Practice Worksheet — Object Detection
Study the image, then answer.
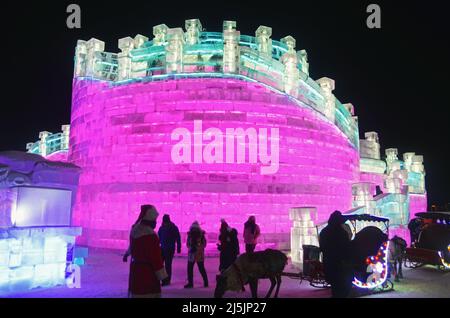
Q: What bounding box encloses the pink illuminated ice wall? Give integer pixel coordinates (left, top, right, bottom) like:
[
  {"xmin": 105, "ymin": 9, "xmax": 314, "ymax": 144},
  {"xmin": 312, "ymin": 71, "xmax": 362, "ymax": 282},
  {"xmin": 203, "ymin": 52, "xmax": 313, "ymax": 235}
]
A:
[{"xmin": 69, "ymin": 78, "xmax": 359, "ymax": 249}]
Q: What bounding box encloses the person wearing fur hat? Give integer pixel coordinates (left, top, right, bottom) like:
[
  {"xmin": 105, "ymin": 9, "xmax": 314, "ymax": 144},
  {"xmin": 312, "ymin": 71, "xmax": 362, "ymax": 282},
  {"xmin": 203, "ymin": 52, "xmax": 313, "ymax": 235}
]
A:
[
  {"xmin": 123, "ymin": 205, "xmax": 168, "ymax": 297},
  {"xmin": 184, "ymin": 221, "xmax": 208, "ymax": 288}
]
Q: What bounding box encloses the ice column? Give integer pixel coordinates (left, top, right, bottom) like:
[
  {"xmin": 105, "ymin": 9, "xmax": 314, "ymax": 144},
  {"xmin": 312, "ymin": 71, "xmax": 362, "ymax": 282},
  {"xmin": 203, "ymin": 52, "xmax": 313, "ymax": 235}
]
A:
[
  {"xmin": 185, "ymin": 19, "xmax": 202, "ymax": 45},
  {"xmin": 411, "ymin": 155, "xmax": 424, "ymax": 174},
  {"xmin": 255, "ymin": 26, "xmax": 272, "ymax": 57},
  {"xmin": 117, "ymin": 37, "xmax": 134, "ymax": 80},
  {"xmin": 360, "ymin": 132, "xmax": 381, "ymax": 159},
  {"xmin": 281, "ymin": 36, "xmax": 299, "ymax": 97},
  {"xmin": 403, "ymin": 152, "xmax": 415, "ymax": 172},
  {"xmin": 289, "ymin": 207, "xmax": 319, "ymax": 268},
  {"xmin": 344, "ymin": 103, "xmax": 355, "ymax": 116},
  {"xmin": 131, "ymin": 34, "xmax": 149, "ymax": 78},
  {"xmin": 407, "ymin": 154, "xmax": 425, "ymax": 193},
  {"xmin": 223, "ymin": 21, "xmax": 240, "ymax": 74},
  {"xmin": 165, "ymin": 28, "xmax": 185, "ymax": 74},
  {"xmin": 352, "ymin": 182, "xmax": 376, "ymax": 214},
  {"xmin": 38, "ymin": 131, "xmax": 51, "ymax": 157},
  {"xmin": 61, "ymin": 125, "xmax": 70, "ymax": 150},
  {"xmin": 385, "ymin": 148, "xmax": 399, "ymax": 174},
  {"xmin": 316, "ymin": 77, "xmax": 336, "ymax": 123},
  {"xmin": 85, "ymin": 38, "xmax": 105, "ymax": 78},
  {"xmin": 297, "ymin": 49, "xmax": 309, "ymax": 76},
  {"xmin": 153, "ymin": 24, "xmax": 169, "ymax": 46},
  {"xmin": 74, "ymin": 40, "xmax": 87, "ymax": 77},
  {"xmin": 385, "ymin": 148, "xmax": 405, "ymax": 193}
]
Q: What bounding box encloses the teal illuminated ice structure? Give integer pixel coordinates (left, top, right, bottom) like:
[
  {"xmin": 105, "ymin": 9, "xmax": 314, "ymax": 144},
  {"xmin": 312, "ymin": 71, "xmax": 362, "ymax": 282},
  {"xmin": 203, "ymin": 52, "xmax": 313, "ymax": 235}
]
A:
[
  {"xmin": 25, "ymin": 20, "xmax": 427, "ymax": 253},
  {"xmin": 0, "ymin": 152, "xmax": 82, "ymax": 293}
]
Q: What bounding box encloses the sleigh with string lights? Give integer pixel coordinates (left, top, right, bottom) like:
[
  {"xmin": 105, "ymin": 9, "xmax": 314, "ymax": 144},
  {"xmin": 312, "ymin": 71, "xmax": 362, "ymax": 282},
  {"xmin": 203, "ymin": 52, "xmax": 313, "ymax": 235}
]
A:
[
  {"xmin": 343, "ymin": 214, "xmax": 394, "ymax": 295},
  {"xmin": 404, "ymin": 212, "xmax": 450, "ymax": 271},
  {"xmin": 284, "ymin": 214, "xmax": 394, "ymax": 293}
]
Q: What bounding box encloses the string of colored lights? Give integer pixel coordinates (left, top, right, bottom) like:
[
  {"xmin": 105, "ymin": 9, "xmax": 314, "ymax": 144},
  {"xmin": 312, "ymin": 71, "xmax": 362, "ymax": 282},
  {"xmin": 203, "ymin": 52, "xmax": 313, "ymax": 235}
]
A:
[
  {"xmin": 437, "ymin": 245, "xmax": 450, "ymax": 269},
  {"xmin": 352, "ymin": 241, "xmax": 390, "ymax": 289}
]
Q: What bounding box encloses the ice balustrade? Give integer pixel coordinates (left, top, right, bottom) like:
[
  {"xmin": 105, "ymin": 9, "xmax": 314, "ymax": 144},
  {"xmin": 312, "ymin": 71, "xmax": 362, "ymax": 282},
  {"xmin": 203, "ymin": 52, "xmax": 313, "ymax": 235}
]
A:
[
  {"xmin": 26, "ymin": 126, "xmax": 70, "ymax": 157},
  {"xmin": 73, "ymin": 22, "xmax": 359, "ymax": 149}
]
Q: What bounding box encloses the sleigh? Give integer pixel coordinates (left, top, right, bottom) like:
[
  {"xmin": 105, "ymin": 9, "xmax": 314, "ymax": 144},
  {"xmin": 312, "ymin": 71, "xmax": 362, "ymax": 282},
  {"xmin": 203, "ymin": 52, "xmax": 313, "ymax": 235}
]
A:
[{"xmin": 405, "ymin": 212, "xmax": 450, "ymax": 271}]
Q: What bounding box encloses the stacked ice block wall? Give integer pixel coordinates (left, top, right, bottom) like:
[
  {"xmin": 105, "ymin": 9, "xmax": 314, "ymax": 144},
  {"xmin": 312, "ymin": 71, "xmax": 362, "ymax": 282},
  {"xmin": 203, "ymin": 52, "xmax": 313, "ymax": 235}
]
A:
[
  {"xmin": 0, "ymin": 152, "xmax": 82, "ymax": 293},
  {"xmin": 0, "ymin": 227, "xmax": 81, "ymax": 293},
  {"xmin": 69, "ymin": 78, "xmax": 359, "ymax": 249}
]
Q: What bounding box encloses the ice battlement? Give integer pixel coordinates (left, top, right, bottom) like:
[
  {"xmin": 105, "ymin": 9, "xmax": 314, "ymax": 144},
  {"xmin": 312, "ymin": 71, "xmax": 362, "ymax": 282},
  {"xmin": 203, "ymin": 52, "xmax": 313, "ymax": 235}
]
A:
[
  {"xmin": 72, "ymin": 19, "xmax": 359, "ymax": 148},
  {"xmin": 358, "ymin": 131, "xmax": 426, "ymax": 196}
]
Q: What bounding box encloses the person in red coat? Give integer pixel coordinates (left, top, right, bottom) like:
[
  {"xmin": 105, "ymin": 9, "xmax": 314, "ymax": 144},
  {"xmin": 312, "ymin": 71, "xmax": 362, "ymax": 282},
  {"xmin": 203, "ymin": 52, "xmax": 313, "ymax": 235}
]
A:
[{"xmin": 123, "ymin": 205, "xmax": 168, "ymax": 298}]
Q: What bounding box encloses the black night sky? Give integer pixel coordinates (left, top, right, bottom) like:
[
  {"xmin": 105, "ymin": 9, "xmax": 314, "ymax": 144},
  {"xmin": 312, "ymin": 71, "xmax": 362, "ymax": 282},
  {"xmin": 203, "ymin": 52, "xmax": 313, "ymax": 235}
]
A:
[{"xmin": 1, "ymin": 1, "xmax": 449, "ymax": 208}]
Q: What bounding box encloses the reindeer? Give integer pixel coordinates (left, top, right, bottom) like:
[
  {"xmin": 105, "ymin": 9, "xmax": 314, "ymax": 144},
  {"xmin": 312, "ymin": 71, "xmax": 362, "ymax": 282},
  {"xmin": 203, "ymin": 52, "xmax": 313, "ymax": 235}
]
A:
[{"xmin": 214, "ymin": 249, "xmax": 288, "ymax": 298}]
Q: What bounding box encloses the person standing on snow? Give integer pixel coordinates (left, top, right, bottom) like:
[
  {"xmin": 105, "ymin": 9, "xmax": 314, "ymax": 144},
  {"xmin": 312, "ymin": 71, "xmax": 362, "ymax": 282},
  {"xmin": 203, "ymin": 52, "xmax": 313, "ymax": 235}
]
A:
[
  {"xmin": 123, "ymin": 205, "xmax": 167, "ymax": 297},
  {"xmin": 158, "ymin": 214, "xmax": 181, "ymax": 286}
]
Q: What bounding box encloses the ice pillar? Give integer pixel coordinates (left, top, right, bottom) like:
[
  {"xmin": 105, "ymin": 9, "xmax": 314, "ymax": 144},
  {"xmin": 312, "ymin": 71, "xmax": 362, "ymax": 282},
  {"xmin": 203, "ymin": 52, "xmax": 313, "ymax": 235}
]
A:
[
  {"xmin": 165, "ymin": 28, "xmax": 185, "ymax": 74},
  {"xmin": 223, "ymin": 21, "xmax": 240, "ymax": 74},
  {"xmin": 74, "ymin": 40, "xmax": 87, "ymax": 77},
  {"xmin": 352, "ymin": 182, "xmax": 377, "ymax": 214},
  {"xmin": 185, "ymin": 19, "xmax": 202, "ymax": 45},
  {"xmin": 289, "ymin": 207, "xmax": 319, "ymax": 268},
  {"xmin": 85, "ymin": 38, "xmax": 105, "ymax": 78},
  {"xmin": 297, "ymin": 49, "xmax": 309, "ymax": 76},
  {"xmin": 316, "ymin": 77, "xmax": 336, "ymax": 123},
  {"xmin": 153, "ymin": 24, "xmax": 169, "ymax": 46},
  {"xmin": 255, "ymin": 26, "xmax": 272, "ymax": 57},
  {"xmin": 117, "ymin": 37, "xmax": 134, "ymax": 80},
  {"xmin": 360, "ymin": 132, "xmax": 381, "ymax": 160},
  {"xmin": 281, "ymin": 36, "xmax": 299, "ymax": 97}
]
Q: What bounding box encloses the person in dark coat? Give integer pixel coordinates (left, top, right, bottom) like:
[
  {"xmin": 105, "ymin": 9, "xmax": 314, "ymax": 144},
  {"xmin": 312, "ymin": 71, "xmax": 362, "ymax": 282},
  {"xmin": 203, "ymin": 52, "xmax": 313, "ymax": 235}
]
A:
[
  {"xmin": 243, "ymin": 216, "xmax": 261, "ymax": 253},
  {"xmin": 158, "ymin": 214, "xmax": 181, "ymax": 286},
  {"xmin": 319, "ymin": 210, "xmax": 353, "ymax": 298},
  {"xmin": 217, "ymin": 219, "xmax": 240, "ymax": 272},
  {"xmin": 184, "ymin": 221, "xmax": 208, "ymax": 288}
]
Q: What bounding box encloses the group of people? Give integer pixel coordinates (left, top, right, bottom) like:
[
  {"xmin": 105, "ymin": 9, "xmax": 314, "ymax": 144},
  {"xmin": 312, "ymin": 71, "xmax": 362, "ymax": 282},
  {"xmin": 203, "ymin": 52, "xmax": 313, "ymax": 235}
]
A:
[{"xmin": 123, "ymin": 204, "xmax": 261, "ymax": 298}]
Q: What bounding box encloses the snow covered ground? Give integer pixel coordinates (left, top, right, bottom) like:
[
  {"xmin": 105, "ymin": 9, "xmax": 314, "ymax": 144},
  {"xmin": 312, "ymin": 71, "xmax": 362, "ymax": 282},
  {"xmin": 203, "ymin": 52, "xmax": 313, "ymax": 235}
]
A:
[{"xmin": 1, "ymin": 248, "xmax": 449, "ymax": 298}]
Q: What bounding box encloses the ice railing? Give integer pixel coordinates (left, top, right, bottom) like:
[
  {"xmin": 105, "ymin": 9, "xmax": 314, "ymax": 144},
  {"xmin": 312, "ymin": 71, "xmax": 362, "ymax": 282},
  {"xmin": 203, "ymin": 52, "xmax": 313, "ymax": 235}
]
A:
[
  {"xmin": 73, "ymin": 20, "xmax": 359, "ymax": 149},
  {"xmin": 26, "ymin": 125, "xmax": 70, "ymax": 157}
]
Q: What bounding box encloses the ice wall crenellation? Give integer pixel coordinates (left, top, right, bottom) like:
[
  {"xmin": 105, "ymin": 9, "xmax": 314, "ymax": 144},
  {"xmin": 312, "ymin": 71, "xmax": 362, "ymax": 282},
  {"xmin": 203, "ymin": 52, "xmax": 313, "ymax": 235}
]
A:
[
  {"xmin": 356, "ymin": 131, "xmax": 427, "ymax": 239},
  {"xmin": 72, "ymin": 19, "xmax": 359, "ymax": 150}
]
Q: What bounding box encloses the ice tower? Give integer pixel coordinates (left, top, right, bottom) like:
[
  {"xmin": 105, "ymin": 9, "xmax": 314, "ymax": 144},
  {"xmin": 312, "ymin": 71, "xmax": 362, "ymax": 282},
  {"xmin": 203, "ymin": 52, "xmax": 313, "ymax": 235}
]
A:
[{"xmin": 26, "ymin": 20, "xmax": 427, "ymax": 249}]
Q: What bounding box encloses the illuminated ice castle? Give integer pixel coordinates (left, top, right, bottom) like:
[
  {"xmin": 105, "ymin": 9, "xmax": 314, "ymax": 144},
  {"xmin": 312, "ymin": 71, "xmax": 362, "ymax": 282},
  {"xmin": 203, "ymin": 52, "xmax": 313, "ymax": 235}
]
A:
[{"xmin": 26, "ymin": 19, "xmax": 427, "ymax": 250}]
